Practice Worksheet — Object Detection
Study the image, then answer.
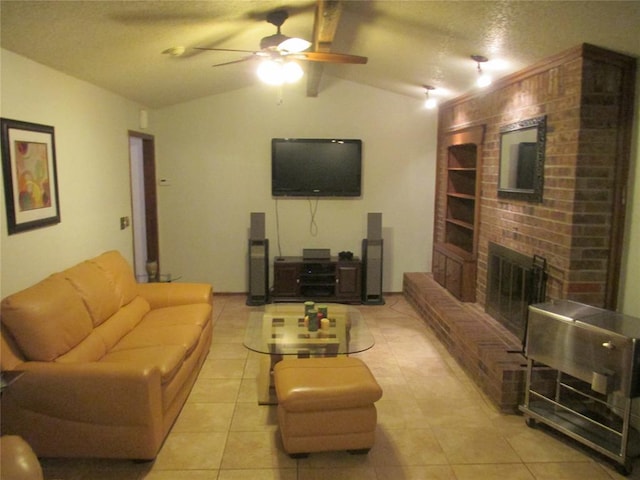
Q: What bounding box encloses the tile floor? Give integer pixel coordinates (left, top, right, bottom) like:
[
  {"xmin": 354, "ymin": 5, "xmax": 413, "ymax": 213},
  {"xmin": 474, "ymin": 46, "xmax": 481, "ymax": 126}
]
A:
[{"xmin": 39, "ymin": 294, "xmax": 635, "ymax": 479}]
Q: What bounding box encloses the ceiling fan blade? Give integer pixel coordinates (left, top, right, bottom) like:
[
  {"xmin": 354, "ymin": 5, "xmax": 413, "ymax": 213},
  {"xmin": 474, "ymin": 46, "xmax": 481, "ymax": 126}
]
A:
[
  {"xmin": 195, "ymin": 47, "xmax": 259, "ymax": 54},
  {"xmin": 211, "ymin": 56, "xmax": 255, "ymax": 68},
  {"xmin": 300, "ymin": 51, "xmax": 368, "ymax": 64},
  {"xmin": 196, "ymin": 46, "xmax": 273, "ymax": 60}
]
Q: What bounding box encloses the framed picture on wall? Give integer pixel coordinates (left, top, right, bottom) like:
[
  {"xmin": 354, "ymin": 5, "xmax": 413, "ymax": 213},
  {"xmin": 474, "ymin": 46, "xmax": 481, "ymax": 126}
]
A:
[{"xmin": 1, "ymin": 118, "xmax": 61, "ymax": 234}]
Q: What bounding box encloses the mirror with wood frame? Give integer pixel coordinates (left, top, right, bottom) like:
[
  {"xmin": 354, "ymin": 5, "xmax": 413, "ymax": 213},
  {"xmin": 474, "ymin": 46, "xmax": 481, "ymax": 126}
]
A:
[{"xmin": 498, "ymin": 116, "xmax": 546, "ymax": 202}]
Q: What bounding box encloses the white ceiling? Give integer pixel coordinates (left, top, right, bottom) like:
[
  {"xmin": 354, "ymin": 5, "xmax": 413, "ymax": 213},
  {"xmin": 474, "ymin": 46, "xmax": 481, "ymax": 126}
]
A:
[{"xmin": 1, "ymin": 1, "xmax": 638, "ymax": 109}]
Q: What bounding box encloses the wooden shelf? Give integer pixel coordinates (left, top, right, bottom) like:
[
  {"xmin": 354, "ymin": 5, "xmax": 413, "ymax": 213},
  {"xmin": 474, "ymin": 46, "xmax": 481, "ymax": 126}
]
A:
[
  {"xmin": 445, "ymin": 218, "xmax": 474, "ymax": 231},
  {"xmin": 444, "ymin": 143, "xmax": 478, "ymax": 254},
  {"xmin": 447, "ymin": 192, "xmax": 475, "ymax": 200},
  {"xmin": 433, "ymin": 126, "xmax": 484, "ymax": 302},
  {"xmin": 437, "ymin": 242, "xmax": 474, "ymax": 261}
]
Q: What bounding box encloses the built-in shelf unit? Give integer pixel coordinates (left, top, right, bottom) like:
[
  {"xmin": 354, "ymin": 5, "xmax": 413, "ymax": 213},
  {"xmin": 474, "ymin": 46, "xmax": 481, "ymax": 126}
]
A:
[{"xmin": 433, "ymin": 125, "xmax": 484, "ymax": 302}]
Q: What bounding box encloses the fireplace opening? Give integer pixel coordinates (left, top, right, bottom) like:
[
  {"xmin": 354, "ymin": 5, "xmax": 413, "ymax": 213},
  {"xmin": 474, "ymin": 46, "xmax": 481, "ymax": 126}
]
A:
[{"xmin": 486, "ymin": 242, "xmax": 547, "ymax": 344}]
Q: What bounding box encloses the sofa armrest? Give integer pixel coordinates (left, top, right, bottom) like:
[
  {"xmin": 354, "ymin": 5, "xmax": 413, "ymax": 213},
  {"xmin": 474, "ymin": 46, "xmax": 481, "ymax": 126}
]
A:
[
  {"xmin": 137, "ymin": 282, "xmax": 213, "ymax": 309},
  {"xmin": 2, "ymin": 362, "xmax": 163, "ymax": 427}
]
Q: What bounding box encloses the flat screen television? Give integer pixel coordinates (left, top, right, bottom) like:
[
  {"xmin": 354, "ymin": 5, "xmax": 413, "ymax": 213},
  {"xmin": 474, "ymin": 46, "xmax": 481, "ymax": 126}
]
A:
[{"xmin": 271, "ymin": 138, "xmax": 362, "ymax": 197}]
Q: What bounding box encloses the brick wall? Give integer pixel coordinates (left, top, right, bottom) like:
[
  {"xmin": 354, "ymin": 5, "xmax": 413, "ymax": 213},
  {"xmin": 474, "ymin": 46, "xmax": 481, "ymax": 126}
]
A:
[{"xmin": 435, "ymin": 44, "xmax": 636, "ymax": 309}]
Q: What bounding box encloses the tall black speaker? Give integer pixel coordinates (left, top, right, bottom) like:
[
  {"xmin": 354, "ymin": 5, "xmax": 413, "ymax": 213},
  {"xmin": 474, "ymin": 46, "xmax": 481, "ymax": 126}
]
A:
[
  {"xmin": 362, "ymin": 213, "xmax": 384, "ymax": 305},
  {"xmin": 247, "ymin": 212, "xmax": 269, "ymax": 305}
]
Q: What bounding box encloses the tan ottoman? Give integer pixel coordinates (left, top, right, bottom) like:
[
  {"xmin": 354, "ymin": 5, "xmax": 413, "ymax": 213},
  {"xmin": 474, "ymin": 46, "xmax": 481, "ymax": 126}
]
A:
[{"xmin": 273, "ymin": 357, "xmax": 382, "ymax": 457}]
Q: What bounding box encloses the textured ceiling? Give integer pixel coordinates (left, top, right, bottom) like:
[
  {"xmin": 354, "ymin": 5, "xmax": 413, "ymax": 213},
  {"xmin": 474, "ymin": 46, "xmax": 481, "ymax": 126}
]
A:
[{"xmin": 1, "ymin": 0, "xmax": 638, "ymax": 108}]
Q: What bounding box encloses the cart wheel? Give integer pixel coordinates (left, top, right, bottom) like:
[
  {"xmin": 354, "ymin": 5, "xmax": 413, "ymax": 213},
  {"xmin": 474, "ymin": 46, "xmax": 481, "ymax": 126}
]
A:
[
  {"xmin": 525, "ymin": 417, "xmax": 537, "ymax": 428},
  {"xmin": 615, "ymin": 462, "xmax": 632, "ymax": 476}
]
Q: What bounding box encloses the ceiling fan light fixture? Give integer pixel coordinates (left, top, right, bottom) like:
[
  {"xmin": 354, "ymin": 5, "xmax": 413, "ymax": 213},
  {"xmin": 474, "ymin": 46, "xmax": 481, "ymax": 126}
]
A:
[
  {"xmin": 257, "ymin": 59, "xmax": 303, "ymax": 85},
  {"xmin": 278, "ymin": 37, "xmax": 311, "ymax": 53},
  {"xmin": 257, "ymin": 59, "xmax": 283, "ymax": 85},
  {"xmin": 282, "ymin": 61, "xmax": 304, "ymax": 83},
  {"xmin": 260, "ymin": 33, "xmax": 288, "ymax": 50}
]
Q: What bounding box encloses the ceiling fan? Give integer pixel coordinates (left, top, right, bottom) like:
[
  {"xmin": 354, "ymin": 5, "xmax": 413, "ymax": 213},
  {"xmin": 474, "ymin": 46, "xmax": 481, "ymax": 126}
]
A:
[{"xmin": 195, "ymin": 9, "xmax": 368, "ymax": 68}]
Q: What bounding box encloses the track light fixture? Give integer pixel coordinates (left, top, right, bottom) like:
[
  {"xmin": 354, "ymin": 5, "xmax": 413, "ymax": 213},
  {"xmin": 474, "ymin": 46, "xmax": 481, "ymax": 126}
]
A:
[
  {"xmin": 423, "ymin": 85, "xmax": 436, "ymax": 109},
  {"xmin": 471, "ymin": 54, "xmax": 492, "ymax": 87}
]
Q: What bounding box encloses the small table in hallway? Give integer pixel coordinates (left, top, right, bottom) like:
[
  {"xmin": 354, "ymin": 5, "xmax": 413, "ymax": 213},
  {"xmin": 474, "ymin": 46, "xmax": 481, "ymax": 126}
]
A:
[{"xmin": 243, "ymin": 303, "xmax": 375, "ymax": 404}]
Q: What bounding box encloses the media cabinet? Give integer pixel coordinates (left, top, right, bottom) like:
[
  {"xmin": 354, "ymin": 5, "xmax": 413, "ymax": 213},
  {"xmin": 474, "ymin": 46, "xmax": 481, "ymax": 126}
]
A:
[{"xmin": 271, "ymin": 256, "xmax": 362, "ymax": 303}]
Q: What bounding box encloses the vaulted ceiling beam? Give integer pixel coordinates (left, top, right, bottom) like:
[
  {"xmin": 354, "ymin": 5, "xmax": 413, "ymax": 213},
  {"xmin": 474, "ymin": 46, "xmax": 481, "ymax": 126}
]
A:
[{"xmin": 306, "ymin": 0, "xmax": 343, "ymax": 97}]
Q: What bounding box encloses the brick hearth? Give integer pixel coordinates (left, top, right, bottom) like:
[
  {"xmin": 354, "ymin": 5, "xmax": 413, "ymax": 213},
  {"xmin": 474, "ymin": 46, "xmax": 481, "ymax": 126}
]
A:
[{"xmin": 403, "ymin": 272, "xmax": 526, "ymax": 412}]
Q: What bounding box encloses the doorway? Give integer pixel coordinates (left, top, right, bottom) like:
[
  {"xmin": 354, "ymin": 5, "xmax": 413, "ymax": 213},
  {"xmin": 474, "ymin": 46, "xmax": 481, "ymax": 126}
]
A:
[{"xmin": 129, "ymin": 131, "xmax": 159, "ymax": 279}]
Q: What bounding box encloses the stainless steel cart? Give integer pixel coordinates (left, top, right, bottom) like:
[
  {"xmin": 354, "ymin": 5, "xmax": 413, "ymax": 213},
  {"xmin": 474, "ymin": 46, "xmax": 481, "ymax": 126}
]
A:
[{"xmin": 520, "ymin": 300, "xmax": 640, "ymax": 475}]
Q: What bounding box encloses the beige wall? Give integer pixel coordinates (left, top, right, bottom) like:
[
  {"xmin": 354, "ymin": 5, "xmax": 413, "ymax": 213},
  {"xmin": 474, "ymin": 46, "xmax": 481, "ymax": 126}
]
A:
[
  {"xmin": 151, "ymin": 79, "xmax": 437, "ymax": 293},
  {"xmin": 1, "ymin": 47, "xmax": 638, "ymax": 317},
  {"xmin": 619, "ymin": 70, "xmax": 640, "ymax": 316},
  {"xmin": 0, "ymin": 49, "xmax": 143, "ymax": 296}
]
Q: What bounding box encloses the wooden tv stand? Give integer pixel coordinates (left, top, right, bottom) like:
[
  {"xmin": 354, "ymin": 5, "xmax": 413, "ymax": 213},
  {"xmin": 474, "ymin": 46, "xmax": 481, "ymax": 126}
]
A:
[{"xmin": 271, "ymin": 256, "xmax": 362, "ymax": 303}]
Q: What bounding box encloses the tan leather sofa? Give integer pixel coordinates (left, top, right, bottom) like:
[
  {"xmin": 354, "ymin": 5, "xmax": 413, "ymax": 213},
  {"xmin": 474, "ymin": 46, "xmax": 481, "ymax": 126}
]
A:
[{"xmin": 0, "ymin": 251, "xmax": 213, "ymax": 460}]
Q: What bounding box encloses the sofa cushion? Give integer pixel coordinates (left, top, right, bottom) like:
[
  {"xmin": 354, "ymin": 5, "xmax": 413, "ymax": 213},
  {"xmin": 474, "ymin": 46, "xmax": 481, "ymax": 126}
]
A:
[
  {"xmin": 112, "ymin": 324, "xmax": 202, "ymax": 357},
  {"xmin": 90, "ymin": 251, "xmax": 138, "ymax": 307},
  {"xmin": 100, "ymin": 345, "xmax": 185, "ymax": 384},
  {"xmin": 0, "ymin": 274, "xmax": 93, "ymax": 361},
  {"xmin": 55, "ymin": 330, "xmax": 107, "ymax": 363},
  {"xmin": 138, "ymin": 304, "xmax": 212, "ymax": 329},
  {"xmin": 63, "ymin": 261, "xmax": 120, "ymax": 327},
  {"xmin": 93, "ymin": 296, "xmax": 150, "ymax": 351}
]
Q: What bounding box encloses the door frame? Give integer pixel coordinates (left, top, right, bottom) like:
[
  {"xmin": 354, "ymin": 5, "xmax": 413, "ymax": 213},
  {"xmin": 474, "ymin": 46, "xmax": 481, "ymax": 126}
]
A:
[{"xmin": 128, "ymin": 130, "xmax": 159, "ymax": 272}]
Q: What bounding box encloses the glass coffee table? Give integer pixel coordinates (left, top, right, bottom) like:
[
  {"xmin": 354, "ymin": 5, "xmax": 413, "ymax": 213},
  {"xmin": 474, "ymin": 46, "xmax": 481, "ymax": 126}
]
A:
[{"xmin": 244, "ymin": 303, "xmax": 375, "ymax": 404}]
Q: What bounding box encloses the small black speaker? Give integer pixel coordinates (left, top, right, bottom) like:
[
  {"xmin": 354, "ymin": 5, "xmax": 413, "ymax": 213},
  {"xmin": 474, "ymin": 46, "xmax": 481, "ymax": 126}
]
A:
[
  {"xmin": 362, "ymin": 213, "xmax": 384, "ymax": 305},
  {"xmin": 362, "ymin": 239, "xmax": 384, "ymax": 305},
  {"xmin": 247, "ymin": 212, "xmax": 268, "ymax": 305},
  {"xmin": 250, "ymin": 212, "xmax": 265, "ymax": 241},
  {"xmin": 367, "ymin": 212, "xmax": 382, "ymax": 241}
]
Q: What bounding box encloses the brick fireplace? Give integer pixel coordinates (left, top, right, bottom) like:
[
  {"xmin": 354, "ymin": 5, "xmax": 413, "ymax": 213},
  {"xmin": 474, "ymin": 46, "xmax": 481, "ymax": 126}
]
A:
[
  {"xmin": 440, "ymin": 44, "xmax": 635, "ymax": 309},
  {"xmin": 405, "ymin": 44, "xmax": 636, "ymax": 411}
]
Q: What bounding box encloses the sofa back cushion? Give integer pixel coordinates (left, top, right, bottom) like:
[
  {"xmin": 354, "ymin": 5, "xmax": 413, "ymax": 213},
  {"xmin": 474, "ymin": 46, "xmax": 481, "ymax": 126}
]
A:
[
  {"xmin": 94, "ymin": 296, "xmax": 150, "ymax": 351},
  {"xmin": 63, "ymin": 261, "xmax": 121, "ymax": 327},
  {"xmin": 55, "ymin": 330, "xmax": 107, "ymax": 363},
  {"xmin": 0, "ymin": 274, "xmax": 93, "ymax": 361},
  {"xmin": 90, "ymin": 251, "xmax": 138, "ymax": 307}
]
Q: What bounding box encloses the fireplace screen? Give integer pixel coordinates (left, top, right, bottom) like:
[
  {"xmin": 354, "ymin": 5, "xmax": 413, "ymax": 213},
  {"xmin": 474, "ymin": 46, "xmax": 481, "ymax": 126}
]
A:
[{"xmin": 486, "ymin": 243, "xmax": 547, "ymax": 343}]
